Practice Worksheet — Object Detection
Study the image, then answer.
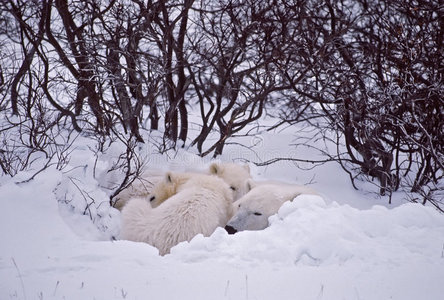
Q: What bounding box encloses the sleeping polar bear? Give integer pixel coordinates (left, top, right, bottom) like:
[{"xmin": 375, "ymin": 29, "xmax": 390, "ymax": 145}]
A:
[
  {"xmin": 120, "ymin": 173, "xmax": 234, "ymax": 255},
  {"xmin": 225, "ymin": 181, "xmax": 319, "ymax": 234}
]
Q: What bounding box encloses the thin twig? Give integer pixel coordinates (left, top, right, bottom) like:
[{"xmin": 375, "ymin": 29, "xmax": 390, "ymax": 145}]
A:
[
  {"xmin": 15, "ymin": 155, "xmax": 55, "ymax": 185},
  {"xmin": 12, "ymin": 257, "xmax": 27, "ymax": 300},
  {"xmin": 252, "ymin": 156, "xmax": 336, "ymax": 167}
]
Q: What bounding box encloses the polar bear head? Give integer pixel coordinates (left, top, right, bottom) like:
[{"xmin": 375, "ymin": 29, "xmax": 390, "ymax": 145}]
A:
[
  {"xmin": 147, "ymin": 172, "xmax": 195, "ymax": 208},
  {"xmin": 209, "ymin": 162, "xmax": 251, "ymax": 201},
  {"xmin": 225, "ymin": 182, "xmax": 319, "ymax": 233},
  {"xmin": 224, "ymin": 186, "xmax": 282, "ymax": 233}
]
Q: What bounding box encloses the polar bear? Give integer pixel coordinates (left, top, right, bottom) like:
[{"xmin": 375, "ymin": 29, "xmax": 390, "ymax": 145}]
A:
[
  {"xmin": 224, "ymin": 181, "xmax": 319, "ymax": 234},
  {"xmin": 120, "ymin": 173, "xmax": 234, "ymax": 255},
  {"xmin": 146, "ymin": 172, "xmax": 200, "ymax": 208}
]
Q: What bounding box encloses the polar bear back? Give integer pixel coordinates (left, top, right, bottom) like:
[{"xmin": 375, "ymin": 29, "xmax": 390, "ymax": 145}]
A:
[{"xmin": 120, "ymin": 174, "xmax": 234, "ymax": 255}]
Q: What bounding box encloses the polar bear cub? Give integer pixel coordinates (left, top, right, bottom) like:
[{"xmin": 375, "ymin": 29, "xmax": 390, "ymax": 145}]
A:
[
  {"xmin": 120, "ymin": 173, "xmax": 234, "ymax": 255},
  {"xmin": 147, "ymin": 172, "xmax": 196, "ymax": 208},
  {"xmin": 225, "ymin": 181, "xmax": 319, "ymax": 233}
]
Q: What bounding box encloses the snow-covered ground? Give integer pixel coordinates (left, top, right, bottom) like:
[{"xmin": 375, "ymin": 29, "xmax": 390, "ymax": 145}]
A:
[{"xmin": 1, "ymin": 123, "xmax": 444, "ymax": 300}]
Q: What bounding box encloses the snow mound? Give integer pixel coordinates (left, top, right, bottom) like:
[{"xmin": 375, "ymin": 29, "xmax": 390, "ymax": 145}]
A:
[
  {"xmin": 171, "ymin": 195, "xmax": 444, "ymax": 267},
  {"xmin": 1, "ymin": 166, "xmax": 444, "ymax": 299}
]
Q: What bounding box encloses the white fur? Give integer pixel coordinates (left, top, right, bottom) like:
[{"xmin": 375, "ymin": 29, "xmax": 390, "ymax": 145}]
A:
[
  {"xmin": 120, "ymin": 174, "xmax": 234, "ymax": 255},
  {"xmin": 148, "ymin": 172, "xmax": 197, "ymax": 208},
  {"xmin": 226, "ymin": 182, "xmax": 319, "ymax": 232},
  {"xmin": 209, "ymin": 162, "xmax": 251, "ymax": 201},
  {"xmin": 115, "ymin": 162, "xmax": 250, "ymax": 209}
]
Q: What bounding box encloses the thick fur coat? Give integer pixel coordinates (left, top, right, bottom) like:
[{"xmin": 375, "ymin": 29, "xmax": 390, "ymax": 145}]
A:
[{"xmin": 120, "ymin": 174, "xmax": 234, "ymax": 255}]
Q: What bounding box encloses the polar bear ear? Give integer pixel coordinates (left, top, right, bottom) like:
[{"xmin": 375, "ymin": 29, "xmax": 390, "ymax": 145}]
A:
[
  {"xmin": 209, "ymin": 163, "xmax": 219, "ymax": 174},
  {"xmin": 243, "ymin": 164, "xmax": 250, "ymax": 173}
]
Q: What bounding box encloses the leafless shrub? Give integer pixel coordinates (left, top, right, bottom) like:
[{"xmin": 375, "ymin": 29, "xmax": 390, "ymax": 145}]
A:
[{"xmin": 1, "ymin": 0, "xmax": 442, "ymax": 209}]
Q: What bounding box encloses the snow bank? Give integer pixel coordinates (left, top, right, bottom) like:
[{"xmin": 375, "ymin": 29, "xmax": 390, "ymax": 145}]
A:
[
  {"xmin": 172, "ymin": 195, "xmax": 444, "ymax": 268},
  {"xmin": 1, "ymin": 125, "xmax": 444, "ymax": 299},
  {"xmin": 1, "ymin": 170, "xmax": 444, "ymax": 299}
]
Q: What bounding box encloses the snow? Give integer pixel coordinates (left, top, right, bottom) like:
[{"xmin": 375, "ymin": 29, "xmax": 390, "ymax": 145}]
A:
[{"xmin": 1, "ymin": 128, "xmax": 444, "ymax": 300}]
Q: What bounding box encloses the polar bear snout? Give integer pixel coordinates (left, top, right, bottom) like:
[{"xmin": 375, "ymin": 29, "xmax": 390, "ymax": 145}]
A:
[{"xmin": 225, "ymin": 225, "xmax": 237, "ymax": 235}]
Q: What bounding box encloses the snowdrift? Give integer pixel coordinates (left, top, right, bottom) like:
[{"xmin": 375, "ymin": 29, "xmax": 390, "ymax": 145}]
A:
[{"xmin": 1, "ymin": 165, "xmax": 444, "ymax": 299}]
